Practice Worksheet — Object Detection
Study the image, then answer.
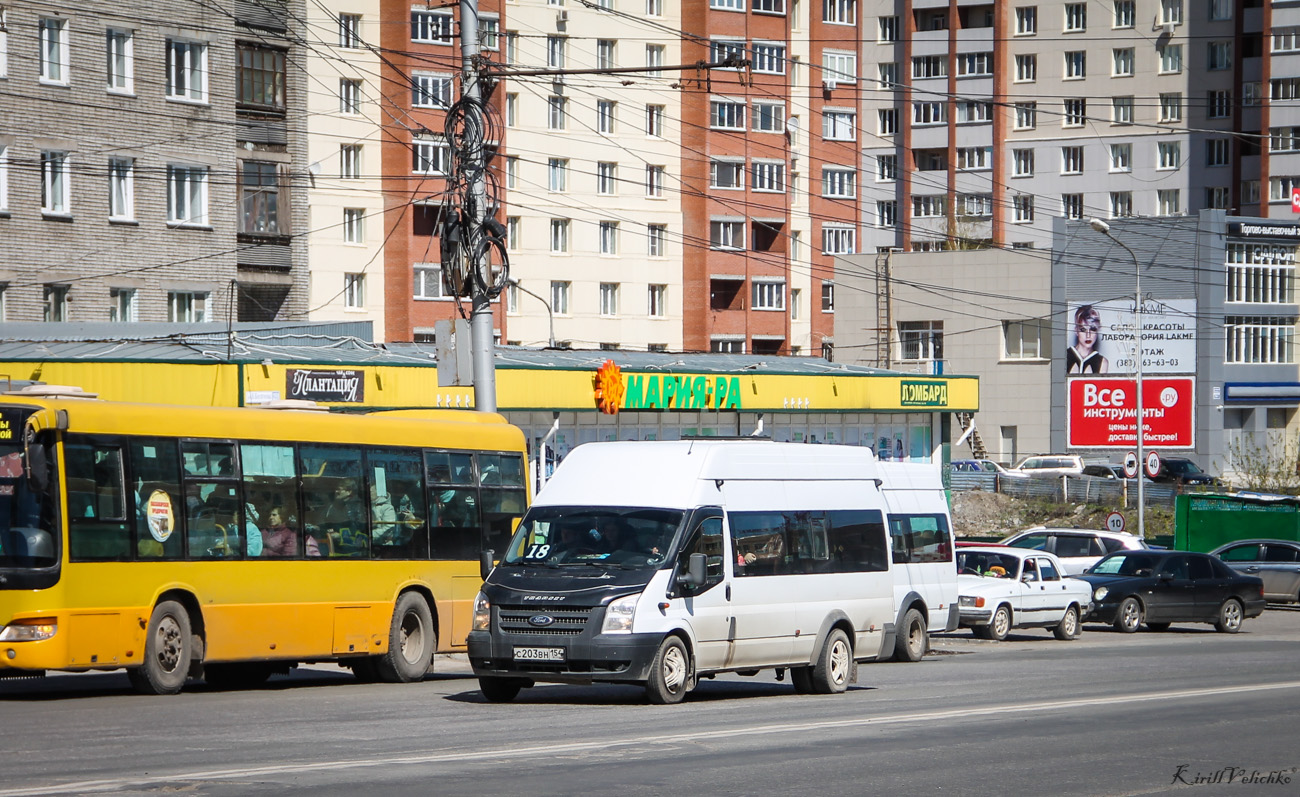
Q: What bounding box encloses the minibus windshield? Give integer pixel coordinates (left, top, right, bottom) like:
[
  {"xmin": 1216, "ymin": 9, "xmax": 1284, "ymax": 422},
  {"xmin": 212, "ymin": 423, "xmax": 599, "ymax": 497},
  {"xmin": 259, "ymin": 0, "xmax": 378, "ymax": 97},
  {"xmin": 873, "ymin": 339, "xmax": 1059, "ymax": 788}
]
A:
[{"xmin": 501, "ymin": 507, "xmax": 684, "ymax": 570}]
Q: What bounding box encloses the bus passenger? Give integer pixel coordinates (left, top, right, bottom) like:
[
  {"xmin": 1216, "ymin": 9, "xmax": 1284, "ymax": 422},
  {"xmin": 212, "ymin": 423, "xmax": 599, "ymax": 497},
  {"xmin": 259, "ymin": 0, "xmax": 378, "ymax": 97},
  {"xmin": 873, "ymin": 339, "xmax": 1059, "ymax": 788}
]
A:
[
  {"xmin": 261, "ymin": 506, "xmax": 297, "ymax": 557},
  {"xmin": 370, "ymin": 484, "xmax": 398, "ymax": 545}
]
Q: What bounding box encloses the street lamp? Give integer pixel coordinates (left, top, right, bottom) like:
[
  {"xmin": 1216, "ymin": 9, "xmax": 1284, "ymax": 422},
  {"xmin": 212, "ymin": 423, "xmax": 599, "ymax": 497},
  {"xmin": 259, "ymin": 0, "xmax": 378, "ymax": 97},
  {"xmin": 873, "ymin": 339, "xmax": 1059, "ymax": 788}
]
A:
[
  {"xmin": 1089, "ymin": 218, "xmax": 1145, "ymax": 540},
  {"xmin": 506, "ymin": 279, "xmax": 557, "ymax": 349}
]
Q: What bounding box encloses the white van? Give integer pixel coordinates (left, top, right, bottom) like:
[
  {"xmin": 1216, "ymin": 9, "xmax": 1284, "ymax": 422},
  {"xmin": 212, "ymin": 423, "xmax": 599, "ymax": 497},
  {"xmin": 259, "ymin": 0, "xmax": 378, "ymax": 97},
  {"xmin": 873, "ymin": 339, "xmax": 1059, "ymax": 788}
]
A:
[
  {"xmin": 468, "ymin": 440, "xmax": 920, "ymax": 704},
  {"xmin": 878, "ymin": 463, "xmax": 959, "ymax": 662}
]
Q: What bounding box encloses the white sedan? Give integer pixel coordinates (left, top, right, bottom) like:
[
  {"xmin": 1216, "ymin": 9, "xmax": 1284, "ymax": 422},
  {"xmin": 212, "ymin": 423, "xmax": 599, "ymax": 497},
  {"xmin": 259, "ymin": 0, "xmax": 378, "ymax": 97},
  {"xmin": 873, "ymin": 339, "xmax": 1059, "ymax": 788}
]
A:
[{"xmin": 956, "ymin": 547, "xmax": 1094, "ymax": 641}]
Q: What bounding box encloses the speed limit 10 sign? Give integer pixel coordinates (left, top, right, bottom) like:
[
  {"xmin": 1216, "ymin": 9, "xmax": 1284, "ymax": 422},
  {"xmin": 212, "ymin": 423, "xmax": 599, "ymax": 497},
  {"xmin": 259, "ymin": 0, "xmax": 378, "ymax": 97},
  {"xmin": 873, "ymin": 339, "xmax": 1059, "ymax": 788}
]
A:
[{"xmin": 1106, "ymin": 512, "xmax": 1126, "ymax": 533}]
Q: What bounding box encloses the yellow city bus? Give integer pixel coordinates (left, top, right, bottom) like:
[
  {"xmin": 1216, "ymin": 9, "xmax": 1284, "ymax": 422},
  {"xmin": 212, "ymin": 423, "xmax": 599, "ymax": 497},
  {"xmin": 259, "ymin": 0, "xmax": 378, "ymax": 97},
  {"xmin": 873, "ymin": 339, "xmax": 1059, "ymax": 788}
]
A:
[{"xmin": 0, "ymin": 386, "xmax": 528, "ymax": 694}]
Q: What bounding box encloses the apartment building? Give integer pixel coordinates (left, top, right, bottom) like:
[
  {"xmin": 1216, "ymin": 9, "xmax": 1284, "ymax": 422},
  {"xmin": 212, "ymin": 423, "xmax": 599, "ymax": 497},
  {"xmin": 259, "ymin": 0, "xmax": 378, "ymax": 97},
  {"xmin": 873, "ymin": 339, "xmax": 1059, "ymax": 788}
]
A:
[{"xmin": 0, "ymin": 1, "xmax": 308, "ymax": 323}]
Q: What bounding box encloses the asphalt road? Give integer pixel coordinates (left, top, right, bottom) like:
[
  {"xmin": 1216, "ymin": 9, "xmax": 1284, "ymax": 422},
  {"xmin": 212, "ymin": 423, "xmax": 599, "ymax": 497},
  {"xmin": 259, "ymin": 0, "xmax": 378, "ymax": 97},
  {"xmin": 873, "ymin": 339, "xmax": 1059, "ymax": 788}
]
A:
[{"xmin": 2, "ymin": 609, "xmax": 1299, "ymax": 797}]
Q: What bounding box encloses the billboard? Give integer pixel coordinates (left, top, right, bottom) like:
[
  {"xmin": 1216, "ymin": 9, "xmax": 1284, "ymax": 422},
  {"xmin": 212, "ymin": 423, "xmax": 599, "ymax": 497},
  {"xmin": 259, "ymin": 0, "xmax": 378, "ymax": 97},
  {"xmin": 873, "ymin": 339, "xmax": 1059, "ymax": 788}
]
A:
[
  {"xmin": 1067, "ymin": 376, "xmax": 1195, "ymax": 449},
  {"xmin": 1065, "ymin": 299, "xmax": 1196, "ymax": 375}
]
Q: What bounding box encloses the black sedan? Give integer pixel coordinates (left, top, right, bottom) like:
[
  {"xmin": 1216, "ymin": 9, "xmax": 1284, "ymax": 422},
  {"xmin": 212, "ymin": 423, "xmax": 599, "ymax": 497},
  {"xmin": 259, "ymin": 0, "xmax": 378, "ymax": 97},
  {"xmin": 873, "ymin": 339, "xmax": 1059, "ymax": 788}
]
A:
[{"xmin": 1076, "ymin": 551, "xmax": 1265, "ymax": 633}]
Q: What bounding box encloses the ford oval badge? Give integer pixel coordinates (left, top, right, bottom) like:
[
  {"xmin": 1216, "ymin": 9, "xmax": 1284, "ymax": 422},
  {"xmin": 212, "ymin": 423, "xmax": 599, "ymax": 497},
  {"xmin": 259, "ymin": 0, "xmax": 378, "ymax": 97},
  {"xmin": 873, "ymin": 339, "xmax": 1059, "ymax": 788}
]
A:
[{"xmin": 528, "ymin": 614, "xmax": 556, "ymax": 627}]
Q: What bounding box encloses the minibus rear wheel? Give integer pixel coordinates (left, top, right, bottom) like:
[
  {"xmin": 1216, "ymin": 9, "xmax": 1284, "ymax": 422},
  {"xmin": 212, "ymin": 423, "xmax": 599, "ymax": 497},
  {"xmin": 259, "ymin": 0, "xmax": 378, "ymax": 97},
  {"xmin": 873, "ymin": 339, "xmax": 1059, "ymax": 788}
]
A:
[
  {"xmin": 895, "ymin": 608, "xmax": 928, "ymax": 662},
  {"xmin": 645, "ymin": 636, "xmax": 690, "ymax": 704}
]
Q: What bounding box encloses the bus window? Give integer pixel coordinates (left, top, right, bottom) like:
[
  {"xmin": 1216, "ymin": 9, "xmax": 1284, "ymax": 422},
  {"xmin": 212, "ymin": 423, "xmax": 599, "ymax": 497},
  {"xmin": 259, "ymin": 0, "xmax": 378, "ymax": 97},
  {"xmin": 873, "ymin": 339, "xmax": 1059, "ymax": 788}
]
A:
[
  {"xmin": 242, "ymin": 443, "xmax": 300, "ymax": 558},
  {"xmin": 66, "ymin": 441, "xmax": 130, "ymax": 560},
  {"xmin": 890, "ymin": 514, "xmax": 953, "ymax": 564},
  {"xmin": 181, "ymin": 441, "xmax": 235, "ymax": 478},
  {"xmin": 128, "ymin": 439, "xmax": 183, "ymax": 559},
  {"xmin": 427, "ymin": 450, "xmax": 479, "ymax": 560},
  {"xmin": 479, "ymin": 453, "xmax": 527, "ymax": 559},
  {"xmin": 300, "ymin": 446, "xmax": 368, "ymax": 558},
  {"xmin": 367, "ymin": 449, "xmax": 427, "ymax": 559},
  {"xmin": 185, "ymin": 482, "xmax": 243, "ymax": 559}
]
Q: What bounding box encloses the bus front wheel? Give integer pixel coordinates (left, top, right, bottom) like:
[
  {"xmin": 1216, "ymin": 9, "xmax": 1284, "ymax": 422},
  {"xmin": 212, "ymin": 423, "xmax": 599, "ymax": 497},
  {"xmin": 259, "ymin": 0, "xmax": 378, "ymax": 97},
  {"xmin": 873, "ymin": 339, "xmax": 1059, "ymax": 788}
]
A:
[
  {"xmin": 128, "ymin": 600, "xmax": 193, "ymax": 696},
  {"xmin": 375, "ymin": 593, "xmax": 436, "ymax": 683}
]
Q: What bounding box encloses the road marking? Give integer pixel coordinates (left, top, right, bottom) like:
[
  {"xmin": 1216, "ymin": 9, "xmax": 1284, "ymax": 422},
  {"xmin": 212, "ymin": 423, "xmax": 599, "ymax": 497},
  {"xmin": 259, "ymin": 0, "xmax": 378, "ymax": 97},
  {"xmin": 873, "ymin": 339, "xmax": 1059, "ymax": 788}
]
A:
[{"xmin": 6, "ymin": 680, "xmax": 1300, "ymax": 795}]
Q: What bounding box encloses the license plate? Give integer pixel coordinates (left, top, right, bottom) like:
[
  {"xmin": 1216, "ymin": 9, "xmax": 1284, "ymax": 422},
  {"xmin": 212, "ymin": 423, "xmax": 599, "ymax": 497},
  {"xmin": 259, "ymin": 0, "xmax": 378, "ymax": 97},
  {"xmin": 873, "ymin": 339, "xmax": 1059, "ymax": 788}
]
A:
[{"xmin": 513, "ymin": 646, "xmax": 565, "ymax": 662}]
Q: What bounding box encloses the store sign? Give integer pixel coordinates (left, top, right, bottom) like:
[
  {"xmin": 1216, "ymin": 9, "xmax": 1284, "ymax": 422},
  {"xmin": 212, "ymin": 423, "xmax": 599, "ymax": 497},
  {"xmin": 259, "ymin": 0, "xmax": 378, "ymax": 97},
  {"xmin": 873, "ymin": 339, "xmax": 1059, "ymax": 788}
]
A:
[
  {"xmin": 900, "ymin": 380, "xmax": 948, "ymax": 407},
  {"xmin": 1066, "ymin": 299, "xmax": 1196, "ymax": 375},
  {"xmin": 623, "ymin": 373, "xmax": 743, "ymax": 410},
  {"xmin": 1067, "ymin": 377, "xmax": 1194, "ymax": 448},
  {"xmin": 1228, "ymin": 221, "xmax": 1300, "ymax": 240},
  {"xmin": 285, "ymin": 369, "xmax": 365, "ymax": 403},
  {"xmin": 593, "ymin": 360, "xmax": 624, "ymax": 415}
]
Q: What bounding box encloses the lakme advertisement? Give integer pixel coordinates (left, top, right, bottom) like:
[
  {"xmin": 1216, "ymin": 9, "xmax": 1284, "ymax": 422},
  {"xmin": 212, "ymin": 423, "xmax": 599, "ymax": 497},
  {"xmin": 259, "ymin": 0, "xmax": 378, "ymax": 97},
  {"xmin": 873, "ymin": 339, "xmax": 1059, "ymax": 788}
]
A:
[{"xmin": 1065, "ymin": 299, "xmax": 1196, "ymax": 376}]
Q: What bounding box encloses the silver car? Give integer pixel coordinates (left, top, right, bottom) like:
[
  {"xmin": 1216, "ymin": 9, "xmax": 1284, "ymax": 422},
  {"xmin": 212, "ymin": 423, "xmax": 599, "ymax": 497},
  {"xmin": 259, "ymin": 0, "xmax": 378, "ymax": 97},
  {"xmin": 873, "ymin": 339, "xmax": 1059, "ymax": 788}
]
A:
[
  {"xmin": 999, "ymin": 527, "xmax": 1150, "ymax": 575},
  {"xmin": 1211, "ymin": 539, "xmax": 1300, "ymax": 604}
]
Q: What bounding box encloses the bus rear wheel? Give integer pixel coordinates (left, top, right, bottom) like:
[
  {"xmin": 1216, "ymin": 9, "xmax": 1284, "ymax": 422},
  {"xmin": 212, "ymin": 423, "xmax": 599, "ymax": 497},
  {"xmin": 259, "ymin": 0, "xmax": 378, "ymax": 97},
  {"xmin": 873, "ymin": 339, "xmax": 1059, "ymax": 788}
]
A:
[
  {"xmin": 375, "ymin": 593, "xmax": 436, "ymax": 683},
  {"xmin": 128, "ymin": 600, "xmax": 193, "ymax": 696}
]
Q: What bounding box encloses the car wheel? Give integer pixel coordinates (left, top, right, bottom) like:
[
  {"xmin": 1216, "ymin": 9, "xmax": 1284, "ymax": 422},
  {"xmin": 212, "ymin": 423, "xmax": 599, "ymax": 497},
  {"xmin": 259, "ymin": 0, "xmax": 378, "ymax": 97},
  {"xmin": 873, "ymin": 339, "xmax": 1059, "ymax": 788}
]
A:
[
  {"xmin": 1053, "ymin": 605, "xmax": 1081, "ymax": 640},
  {"xmin": 894, "ymin": 608, "xmax": 928, "ymax": 662},
  {"xmin": 811, "ymin": 628, "xmax": 852, "ymax": 694},
  {"xmin": 971, "ymin": 625, "xmax": 993, "ymax": 640},
  {"xmin": 645, "ymin": 636, "xmax": 691, "ymax": 704},
  {"xmin": 988, "ymin": 605, "xmax": 1012, "ymax": 642},
  {"xmin": 790, "ymin": 666, "xmax": 814, "ymax": 694},
  {"xmin": 479, "ymin": 676, "xmax": 527, "ymax": 703},
  {"xmin": 1114, "ymin": 597, "xmax": 1143, "ymax": 633},
  {"xmin": 1146, "ymin": 622, "xmax": 1171, "ymax": 632},
  {"xmin": 1215, "ymin": 598, "xmax": 1244, "ymax": 634}
]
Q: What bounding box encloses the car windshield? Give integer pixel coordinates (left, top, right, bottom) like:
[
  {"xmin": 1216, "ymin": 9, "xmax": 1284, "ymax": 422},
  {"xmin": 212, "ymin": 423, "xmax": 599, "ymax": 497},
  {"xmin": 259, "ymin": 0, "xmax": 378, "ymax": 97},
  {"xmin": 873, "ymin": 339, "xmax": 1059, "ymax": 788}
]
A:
[
  {"xmin": 1167, "ymin": 460, "xmax": 1201, "ymax": 475},
  {"xmin": 1088, "ymin": 552, "xmax": 1160, "ymax": 576},
  {"xmin": 957, "ymin": 551, "xmax": 1021, "ymax": 578},
  {"xmin": 500, "ymin": 506, "xmax": 685, "ymax": 569}
]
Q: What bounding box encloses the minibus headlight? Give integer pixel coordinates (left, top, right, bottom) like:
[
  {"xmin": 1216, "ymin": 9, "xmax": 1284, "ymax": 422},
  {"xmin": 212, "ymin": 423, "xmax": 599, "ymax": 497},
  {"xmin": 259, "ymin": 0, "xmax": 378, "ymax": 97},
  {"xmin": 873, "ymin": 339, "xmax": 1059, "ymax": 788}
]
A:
[
  {"xmin": 601, "ymin": 594, "xmax": 638, "ymax": 635},
  {"xmin": 472, "ymin": 592, "xmax": 491, "ymax": 632},
  {"xmin": 0, "ymin": 620, "xmax": 57, "ymax": 642},
  {"xmin": 1093, "ymin": 586, "xmax": 1109, "ymax": 602}
]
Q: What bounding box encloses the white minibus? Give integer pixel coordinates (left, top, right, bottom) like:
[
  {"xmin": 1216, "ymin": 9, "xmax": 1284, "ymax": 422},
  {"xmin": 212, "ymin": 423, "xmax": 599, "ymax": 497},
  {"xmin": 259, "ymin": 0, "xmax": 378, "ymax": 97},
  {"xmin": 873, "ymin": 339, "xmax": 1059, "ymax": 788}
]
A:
[{"xmin": 468, "ymin": 439, "xmax": 941, "ymax": 704}]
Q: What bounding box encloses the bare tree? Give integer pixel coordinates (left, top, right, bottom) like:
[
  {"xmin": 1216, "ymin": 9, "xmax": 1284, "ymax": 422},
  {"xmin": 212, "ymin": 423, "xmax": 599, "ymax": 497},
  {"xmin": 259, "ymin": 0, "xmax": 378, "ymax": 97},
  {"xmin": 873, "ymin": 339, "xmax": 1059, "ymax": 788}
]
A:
[{"xmin": 1217, "ymin": 432, "xmax": 1300, "ymax": 494}]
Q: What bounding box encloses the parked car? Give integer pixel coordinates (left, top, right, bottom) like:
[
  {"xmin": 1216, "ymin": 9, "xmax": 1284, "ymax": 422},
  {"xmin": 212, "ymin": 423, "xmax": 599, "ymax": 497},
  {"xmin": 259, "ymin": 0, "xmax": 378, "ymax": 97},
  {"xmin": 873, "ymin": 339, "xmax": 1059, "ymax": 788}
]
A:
[
  {"xmin": 952, "ymin": 459, "xmax": 1025, "ymax": 476},
  {"xmin": 1210, "ymin": 539, "xmax": 1300, "ymax": 604},
  {"xmin": 1149, "ymin": 457, "xmax": 1219, "ymax": 486},
  {"xmin": 1076, "ymin": 551, "xmax": 1266, "ymax": 633},
  {"xmin": 1082, "ymin": 464, "xmax": 1127, "ymax": 480},
  {"xmin": 999, "ymin": 527, "xmax": 1149, "ymax": 575},
  {"xmin": 1011, "ymin": 455, "xmax": 1085, "ymax": 477},
  {"xmin": 955, "ymin": 547, "xmax": 1093, "ymax": 641}
]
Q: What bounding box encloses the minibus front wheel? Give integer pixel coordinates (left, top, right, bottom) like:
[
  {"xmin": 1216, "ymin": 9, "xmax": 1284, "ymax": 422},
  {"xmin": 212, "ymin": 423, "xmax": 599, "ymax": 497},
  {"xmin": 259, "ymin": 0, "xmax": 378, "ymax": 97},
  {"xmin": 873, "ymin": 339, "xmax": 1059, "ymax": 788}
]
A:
[{"xmin": 645, "ymin": 636, "xmax": 691, "ymax": 705}]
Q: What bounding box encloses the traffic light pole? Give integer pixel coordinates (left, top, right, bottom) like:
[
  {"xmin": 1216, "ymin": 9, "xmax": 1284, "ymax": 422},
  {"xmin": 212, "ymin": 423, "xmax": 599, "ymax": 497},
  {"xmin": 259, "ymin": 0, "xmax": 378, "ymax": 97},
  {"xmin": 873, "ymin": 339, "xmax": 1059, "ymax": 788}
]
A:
[{"xmin": 460, "ymin": 0, "xmax": 496, "ymax": 413}]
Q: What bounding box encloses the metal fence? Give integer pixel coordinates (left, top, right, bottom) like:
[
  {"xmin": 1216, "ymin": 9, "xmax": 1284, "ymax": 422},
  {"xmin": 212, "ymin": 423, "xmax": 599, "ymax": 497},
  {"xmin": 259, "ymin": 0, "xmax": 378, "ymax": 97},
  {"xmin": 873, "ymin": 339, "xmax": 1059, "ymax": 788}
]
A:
[{"xmin": 948, "ymin": 472, "xmax": 1184, "ymax": 508}]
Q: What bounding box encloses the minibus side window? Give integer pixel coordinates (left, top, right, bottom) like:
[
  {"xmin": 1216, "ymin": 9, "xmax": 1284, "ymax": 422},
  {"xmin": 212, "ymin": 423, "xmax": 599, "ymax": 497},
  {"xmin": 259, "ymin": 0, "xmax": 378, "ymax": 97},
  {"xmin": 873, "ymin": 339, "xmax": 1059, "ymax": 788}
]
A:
[
  {"xmin": 890, "ymin": 513, "xmax": 952, "ymax": 564},
  {"xmin": 676, "ymin": 515, "xmax": 724, "ymax": 594}
]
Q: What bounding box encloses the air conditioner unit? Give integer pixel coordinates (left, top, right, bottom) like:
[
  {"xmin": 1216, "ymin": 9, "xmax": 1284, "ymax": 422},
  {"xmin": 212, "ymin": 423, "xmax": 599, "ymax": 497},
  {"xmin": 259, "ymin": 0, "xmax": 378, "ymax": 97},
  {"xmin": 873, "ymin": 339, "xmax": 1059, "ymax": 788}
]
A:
[
  {"xmin": 1161, "ymin": 21, "xmax": 1175, "ymax": 34},
  {"xmin": 556, "ymin": 10, "xmax": 569, "ymax": 25},
  {"xmin": 822, "ymin": 79, "xmax": 837, "ymax": 92}
]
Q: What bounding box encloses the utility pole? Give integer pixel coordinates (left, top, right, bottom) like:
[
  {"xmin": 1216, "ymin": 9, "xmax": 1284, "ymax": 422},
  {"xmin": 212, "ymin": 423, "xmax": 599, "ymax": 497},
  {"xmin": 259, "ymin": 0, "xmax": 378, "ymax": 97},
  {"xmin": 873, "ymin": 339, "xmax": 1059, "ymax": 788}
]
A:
[{"xmin": 460, "ymin": 0, "xmax": 496, "ymax": 413}]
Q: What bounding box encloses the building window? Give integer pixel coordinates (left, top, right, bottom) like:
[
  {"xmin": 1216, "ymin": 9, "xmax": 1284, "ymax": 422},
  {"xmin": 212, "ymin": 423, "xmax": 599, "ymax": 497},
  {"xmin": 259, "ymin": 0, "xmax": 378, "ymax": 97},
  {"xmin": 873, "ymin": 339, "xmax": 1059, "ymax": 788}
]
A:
[
  {"xmin": 824, "ymin": 0, "xmax": 856, "ymax": 24},
  {"xmin": 44, "ymin": 285, "xmax": 70, "ymax": 322},
  {"xmin": 823, "ymin": 110, "xmax": 855, "ymax": 140},
  {"xmin": 106, "ymin": 28, "xmax": 134, "ymax": 92},
  {"xmin": 1112, "ymin": 96, "xmax": 1134, "ymax": 125},
  {"xmin": 599, "ymin": 221, "xmax": 619, "ymax": 255},
  {"xmin": 597, "ymin": 100, "xmax": 616, "ymax": 133},
  {"xmin": 1207, "ymin": 90, "xmax": 1231, "ymax": 119},
  {"xmin": 548, "ymin": 158, "xmax": 569, "ymax": 192},
  {"xmin": 821, "ymin": 282, "xmax": 835, "ymax": 313},
  {"xmin": 1243, "ymin": 180, "xmax": 1261, "ymax": 204},
  {"xmin": 339, "ymin": 13, "xmax": 362, "ymax": 48},
  {"xmin": 877, "ymin": 62, "xmax": 898, "ymax": 89},
  {"xmin": 646, "ymin": 104, "xmax": 665, "ymax": 136},
  {"xmin": 914, "ymin": 55, "xmax": 947, "ymax": 79},
  {"xmin": 1159, "ymin": 44, "xmax": 1182, "ymax": 74},
  {"xmin": 648, "ymin": 224, "xmax": 667, "ymax": 257},
  {"xmin": 1014, "ymin": 54, "xmax": 1036, "ymax": 83},
  {"xmin": 752, "ymin": 42, "xmax": 786, "ymax": 74},
  {"xmin": 711, "ymin": 220, "xmax": 745, "ymax": 250},
  {"xmin": 506, "ymin": 156, "xmax": 518, "ymax": 188},
  {"xmin": 343, "ymin": 274, "xmax": 364, "ymax": 309},
  {"xmin": 548, "ymin": 96, "xmax": 567, "ymax": 130},
  {"xmin": 1225, "ymin": 317, "xmax": 1296, "ymax": 364},
  {"xmin": 1014, "ymin": 102, "xmax": 1037, "ymax": 130},
  {"xmin": 1157, "ymin": 141, "xmax": 1181, "ymax": 170},
  {"xmin": 753, "ymin": 0, "xmax": 786, "ymax": 14},
  {"xmin": 712, "ymin": 0, "xmax": 745, "ymax": 11},
  {"xmin": 711, "ymin": 159, "xmax": 744, "ymax": 190},
  {"xmin": 1061, "ymin": 146, "xmax": 1084, "ymax": 175},
  {"xmin": 550, "ymin": 219, "xmax": 570, "ymax": 253},
  {"xmin": 551, "ymin": 281, "xmax": 571, "ymax": 315},
  {"xmin": 959, "ymin": 194, "xmax": 993, "ymax": 218},
  {"xmin": 167, "ymin": 165, "xmax": 208, "ymax": 226},
  {"xmin": 1013, "ymin": 149, "xmax": 1034, "ymax": 177},
  {"xmin": 646, "ymin": 165, "xmax": 665, "ymax": 197},
  {"xmin": 1063, "ymin": 98, "xmax": 1086, "ymax": 127},
  {"xmin": 596, "ymin": 39, "xmax": 616, "ymax": 69},
  {"xmin": 414, "ymin": 265, "xmax": 445, "ymax": 300},
  {"xmin": 1016, "ymin": 7, "xmax": 1037, "ymax": 34},
  {"xmin": 1207, "ymin": 41, "xmax": 1232, "ymax": 71},
  {"xmin": 821, "ymin": 167, "xmax": 855, "ymax": 198},
  {"xmin": 413, "ymin": 137, "xmax": 451, "ymax": 175},
  {"xmin": 956, "ymin": 101, "xmax": 992, "ymax": 124},
  {"xmin": 710, "ymin": 100, "xmax": 745, "ymax": 130},
  {"xmin": 913, "ymin": 101, "xmax": 945, "ymax": 125},
  {"xmin": 1160, "ymin": 93, "xmax": 1182, "ymax": 122},
  {"xmin": 41, "ymin": 151, "xmax": 70, "ymax": 215},
  {"xmin": 822, "ymin": 224, "xmax": 855, "ymax": 254},
  {"xmin": 1206, "ymin": 187, "xmax": 1230, "ymax": 209},
  {"xmin": 957, "ymin": 52, "xmax": 993, "ymax": 77},
  {"xmin": 877, "ymin": 108, "xmax": 897, "ymax": 136},
  {"xmin": 646, "ymin": 44, "xmax": 665, "ymax": 74},
  {"xmin": 899, "ymin": 321, "xmax": 943, "ymax": 361},
  {"xmin": 1061, "ymin": 194, "xmax": 1084, "ymax": 219},
  {"xmin": 108, "ymin": 158, "xmax": 134, "ymax": 220},
  {"xmin": 1112, "ymin": 48, "xmax": 1134, "ymax": 77},
  {"xmin": 752, "ymin": 161, "xmax": 785, "ymax": 192},
  {"xmin": 340, "ymin": 144, "xmax": 362, "ymax": 179},
  {"xmin": 239, "ymin": 162, "xmax": 283, "ymax": 235},
  {"xmin": 411, "ymin": 11, "xmax": 453, "ymax": 44},
  {"xmin": 507, "ymin": 217, "xmax": 520, "ymax": 251},
  {"xmin": 1274, "ymin": 27, "xmax": 1300, "ymax": 53},
  {"xmin": 110, "ymin": 288, "xmax": 138, "ymax": 323},
  {"xmin": 646, "ymin": 0, "xmax": 664, "ymax": 15},
  {"xmin": 752, "ymin": 101, "xmax": 784, "ymax": 132},
  {"xmin": 1064, "ymin": 51, "xmax": 1086, "ymax": 79},
  {"xmin": 1157, "ymin": 189, "xmax": 1181, "ymax": 216},
  {"xmin": 597, "ymin": 162, "xmax": 617, "ymax": 195},
  {"xmin": 236, "ymin": 44, "xmax": 285, "ymax": 112},
  {"xmin": 1109, "ymin": 143, "xmax": 1131, "ymax": 173},
  {"xmin": 1207, "ymin": 138, "xmax": 1231, "ymax": 167},
  {"xmin": 412, "ymin": 73, "xmax": 452, "ymax": 108},
  {"xmin": 168, "ymin": 291, "xmax": 208, "ymax": 323},
  {"xmin": 1004, "ymin": 319, "xmax": 1049, "ymax": 359},
  {"xmin": 505, "ymin": 93, "xmax": 517, "ymax": 126},
  {"xmin": 1110, "ymin": 191, "xmax": 1133, "ymax": 218},
  {"xmin": 913, "ymin": 195, "xmax": 945, "ymax": 218},
  {"xmin": 823, "ymin": 50, "xmax": 857, "ymax": 84},
  {"xmin": 1113, "ymin": 0, "xmax": 1134, "ymax": 28},
  {"xmin": 0, "ymin": 145, "xmax": 9, "ymax": 212},
  {"xmin": 1064, "ymin": 3, "xmax": 1086, "ymax": 31},
  {"xmin": 877, "ymin": 200, "xmax": 897, "ymax": 228},
  {"xmin": 1270, "ymin": 176, "xmax": 1300, "ymax": 202},
  {"xmin": 753, "ymin": 280, "xmax": 786, "ymax": 311},
  {"xmin": 1013, "ymin": 195, "xmax": 1035, "ymax": 223},
  {"xmin": 340, "ymin": 78, "xmax": 362, "ymax": 113},
  {"xmin": 600, "ymin": 282, "xmax": 620, "ymax": 316},
  {"xmin": 39, "ymin": 17, "xmax": 69, "ymax": 84},
  {"xmin": 343, "ymin": 208, "xmax": 364, "ymax": 243},
  {"xmin": 648, "ymin": 284, "xmax": 667, "ymax": 316},
  {"xmin": 1226, "ymin": 243, "xmax": 1297, "ymax": 303},
  {"xmin": 711, "ymin": 339, "xmax": 745, "ymax": 354},
  {"xmin": 877, "ymin": 154, "xmax": 897, "ymax": 181},
  {"xmin": 1272, "ymin": 127, "xmax": 1300, "ymax": 152},
  {"xmin": 165, "ymin": 39, "xmax": 208, "ymax": 102}
]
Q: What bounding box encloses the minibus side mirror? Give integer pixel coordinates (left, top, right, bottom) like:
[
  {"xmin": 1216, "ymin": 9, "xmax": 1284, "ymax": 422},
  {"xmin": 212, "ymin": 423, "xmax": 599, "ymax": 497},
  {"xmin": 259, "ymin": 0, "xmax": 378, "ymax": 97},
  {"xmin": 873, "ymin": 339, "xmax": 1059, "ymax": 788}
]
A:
[
  {"xmin": 677, "ymin": 553, "xmax": 707, "ymax": 588},
  {"xmin": 480, "ymin": 549, "xmax": 495, "ymax": 581}
]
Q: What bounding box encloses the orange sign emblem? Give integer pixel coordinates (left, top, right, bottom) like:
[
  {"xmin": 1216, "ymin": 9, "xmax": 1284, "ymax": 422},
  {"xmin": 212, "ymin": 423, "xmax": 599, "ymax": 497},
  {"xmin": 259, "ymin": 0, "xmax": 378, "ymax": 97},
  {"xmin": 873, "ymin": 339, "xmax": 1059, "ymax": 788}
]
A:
[{"xmin": 594, "ymin": 359, "xmax": 625, "ymax": 415}]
